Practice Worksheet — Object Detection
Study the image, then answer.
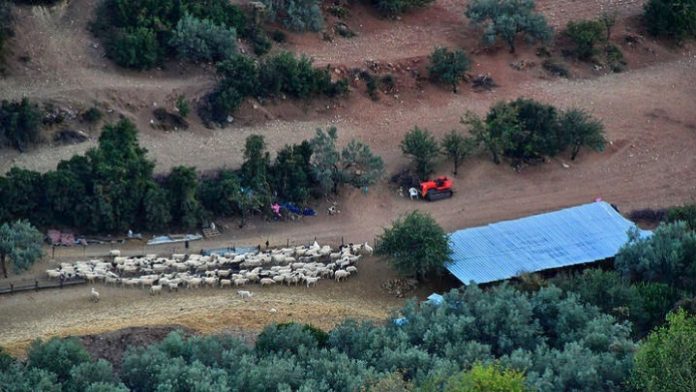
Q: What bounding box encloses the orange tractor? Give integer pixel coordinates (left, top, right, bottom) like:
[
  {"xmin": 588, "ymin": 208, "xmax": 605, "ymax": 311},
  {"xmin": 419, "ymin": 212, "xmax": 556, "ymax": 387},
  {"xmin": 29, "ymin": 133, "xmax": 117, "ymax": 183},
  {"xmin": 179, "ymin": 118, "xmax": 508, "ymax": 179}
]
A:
[{"xmin": 419, "ymin": 176, "xmax": 454, "ymax": 201}]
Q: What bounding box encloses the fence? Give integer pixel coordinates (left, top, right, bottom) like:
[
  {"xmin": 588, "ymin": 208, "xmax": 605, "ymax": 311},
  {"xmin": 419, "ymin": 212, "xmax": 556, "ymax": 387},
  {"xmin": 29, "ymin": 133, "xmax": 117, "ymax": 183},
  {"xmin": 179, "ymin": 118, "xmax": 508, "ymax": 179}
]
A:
[{"xmin": 0, "ymin": 278, "xmax": 86, "ymax": 295}]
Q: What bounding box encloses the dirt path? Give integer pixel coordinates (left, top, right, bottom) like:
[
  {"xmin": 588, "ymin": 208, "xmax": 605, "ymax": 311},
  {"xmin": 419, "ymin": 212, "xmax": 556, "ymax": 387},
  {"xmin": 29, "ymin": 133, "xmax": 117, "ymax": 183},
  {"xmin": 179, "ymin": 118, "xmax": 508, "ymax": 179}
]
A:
[{"xmin": 0, "ymin": 256, "xmax": 426, "ymax": 357}]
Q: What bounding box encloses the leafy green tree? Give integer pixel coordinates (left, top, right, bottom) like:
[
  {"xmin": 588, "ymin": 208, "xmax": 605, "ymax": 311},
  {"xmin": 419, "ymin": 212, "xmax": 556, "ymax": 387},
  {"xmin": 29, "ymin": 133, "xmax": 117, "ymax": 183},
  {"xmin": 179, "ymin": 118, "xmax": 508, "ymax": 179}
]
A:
[
  {"xmin": 376, "ymin": 210, "xmax": 452, "ymax": 280},
  {"xmin": 198, "ymin": 170, "xmax": 243, "ymax": 216},
  {"xmin": 0, "ymin": 364, "xmax": 60, "ymax": 392},
  {"xmin": 643, "ymin": 0, "xmax": 696, "ymax": 41},
  {"xmin": 428, "ymin": 47, "xmax": 471, "ymax": 93},
  {"xmin": 2, "ymin": 167, "xmax": 44, "ymax": 221},
  {"xmin": 143, "ymin": 185, "xmax": 172, "ymax": 231},
  {"xmin": 261, "ymin": 0, "xmax": 324, "ymax": 32},
  {"xmin": 0, "ymin": 220, "xmax": 43, "ymax": 278},
  {"xmin": 441, "ymin": 130, "xmax": 475, "ymax": 175},
  {"xmin": 0, "ymin": 98, "xmax": 42, "ymax": 152},
  {"xmin": 310, "ymin": 127, "xmax": 340, "ymax": 195},
  {"xmin": 443, "ymin": 363, "xmax": 527, "ymax": 392},
  {"xmin": 466, "ymin": 0, "xmax": 552, "ymax": 53},
  {"xmin": 400, "ymin": 127, "xmax": 440, "ymax": 179},
  {"xmin": 27, "ymin": 337, "xmax": 90, "ymax": 383},
  {"xmin": 340, "ymin": 139, "xmax": 384, "ymax": 191},
  {"xmin": 565, "ymin": 20, "xmax": 606, "ymax": 60},
  {"xmin": 164, "ymin": 166, "xmax": 202, "ymax": 229},
  {"xmin": 66, "ymin": 360, "xmax": 120, "ymax": 392},
  {"xmin": 109, "ymin": 27, "xmax": 161, "ymax": 69},
  {"xmin": 241, "ymin": 134, "xmax": 272, "ymax": 199},
  {"xmin": 85, "ymin": 383, "xmax": 129, "ymax": 392},
  {"xmin": 615, "ymin": 222, "xmax": 696, "ymax": 292},
  {"xmin": 169, "ymin": 13, "xmax": 237, "ymax": 62},
  {"xmin": 667, "ymin": 203, "xmax": 696, "ymax": 231},
  {"xmin": 463, "ymin": 111, "xmax": 504, "ymax": 164},
  {"xmin": 270, "ymin": 142, "xmax": 313, "ymax": 203},
  {"xmin": 176, "ymin": 96, "xmax": 190, "ymax": 118},
  {"xmin": 559, "ymin": 108, "xmax": 606, "ymax": 160},
  {"xmin": 633, "ymin": 309, "xmax": 696, "ymax": 392}
]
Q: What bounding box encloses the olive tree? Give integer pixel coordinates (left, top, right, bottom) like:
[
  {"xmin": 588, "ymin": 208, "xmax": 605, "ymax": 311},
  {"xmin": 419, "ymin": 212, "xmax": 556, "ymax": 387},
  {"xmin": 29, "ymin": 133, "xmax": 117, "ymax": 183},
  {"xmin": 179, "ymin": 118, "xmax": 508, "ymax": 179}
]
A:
[
  {"xmin": 466, "ymin": 0, "xmax": 552, "ymax": 53},
  {"xmin": 441, "ymin": 129, "xmax": 476, "ymax": 175},
  {"xmin": 169, "ymin": 13, "xmax": 238, "ymax": 62},
  {"xmin": 643, "ymin": 0, "xmax": 696, "ymax": 41},
  {"xmin": 400, "ymin": 127, "xmax": 440, "ymax": 179},
  {"xmin": 428, "ymin": 47, "xmax": 471, "ymax": 93},
  {"xmin": 376, "ymin": 210, "xmax": 452, "ymax": 280},
  {"xmin": 0, "ymin": 220, "xmax": 43, "ymax": 278},
  {"xmin": 559, "ymin": 108, "xmax": 606, "ymax": 160},
  {"xmin": 633, "ymin": 309, "xmax": 696, "ymax": 392},
  {"xmin": 310, "ymin": 127, "xmax": 340, "ymax": 195},
  {"xmin": 340, "ymin": 139, "xmax": 384, "ymax": 191}
]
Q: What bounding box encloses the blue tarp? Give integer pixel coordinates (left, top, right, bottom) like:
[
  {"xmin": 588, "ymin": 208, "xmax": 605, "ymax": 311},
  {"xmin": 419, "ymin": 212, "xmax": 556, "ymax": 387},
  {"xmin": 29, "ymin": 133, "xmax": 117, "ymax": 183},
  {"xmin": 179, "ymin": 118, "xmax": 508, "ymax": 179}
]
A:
[
  {"xmin": 281, "ymin": 202, "xmax": 316, "ymax": 216},
  {"xmin": 426, "ymin": 293, "xmax": 444, "ymax": 305},
  {"xmin": 447, "ymin": 201, "xmax": 651, "ymax": 285}
]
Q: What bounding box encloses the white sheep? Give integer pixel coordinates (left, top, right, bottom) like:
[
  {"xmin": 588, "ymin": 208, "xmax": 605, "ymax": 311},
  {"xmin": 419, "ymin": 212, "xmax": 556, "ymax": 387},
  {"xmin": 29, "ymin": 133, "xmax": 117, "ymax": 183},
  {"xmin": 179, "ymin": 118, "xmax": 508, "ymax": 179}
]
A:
[
  {"xmin": 237, "ymin": 290, "xmax": 253, "ymax": 299},
  {"xmin": 168, "ymin": 282, "xmax": 179, "ymax": 292},
  {"xmin": 346, "ymin": 266, "xmax": 358, "ymax": 274},
  {"xmin": 305, "ymin": 276, "xmax": 320, "ymax": 287},
  {"xmin": 220, "ymin": 279, "xmax": 232, "ymax": 288},
  {"xmin": 150, "ymin": 285, "xmax": 162, "ymax": 295},
  {"xmin": 234, "ymin": 278, "xmax": 249, "ymax": 287},
  {"xmin": 334, "ymin": 270, "xmax": 350, "ymax": 282},
  {"xmin": 109, "ymin": 250, "xmax": 121, "ymax": 257},
  {"xmin": 187, "ymin": 277, "xmax": 202, "ymax": 289},
  {"xmin": 362, "ymin": 242, "xmax": 373, "ymax": 255},
  {"xmin": 260, "ymin": 278, "xmax": 276, "ymax": 287},
  {"xmin": 90, "ymin": 287, "xmax": 100, "ymax": 302}
]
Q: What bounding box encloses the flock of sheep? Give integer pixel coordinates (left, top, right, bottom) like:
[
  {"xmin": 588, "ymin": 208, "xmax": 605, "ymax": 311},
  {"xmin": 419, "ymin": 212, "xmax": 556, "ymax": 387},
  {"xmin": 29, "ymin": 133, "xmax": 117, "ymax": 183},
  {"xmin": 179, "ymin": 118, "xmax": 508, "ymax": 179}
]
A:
[{"xmin": 47, "ymin": 241, "xmax": 373, "ymax": 301}]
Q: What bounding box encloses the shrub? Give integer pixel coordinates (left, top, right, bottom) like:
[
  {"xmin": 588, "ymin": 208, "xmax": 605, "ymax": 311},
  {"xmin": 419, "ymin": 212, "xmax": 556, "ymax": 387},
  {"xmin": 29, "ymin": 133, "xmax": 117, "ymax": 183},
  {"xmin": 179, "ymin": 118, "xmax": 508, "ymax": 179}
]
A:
[
  {"xmin": 441, "ymin": 129, "xmax": 476, "ymax": 175},
  {"xmin": 262, "ymin": 0, "xmax": 324, "ymax": 32},
  {"xmin": 252, "ymin": 31, "xmax": 272, "ymax": 55},
  {"xmin": 373, "ymin": 0, "xmax": 435, "ymax": 17},
  {"xmin": 565, "ymin": 20, "xmax": 605, "ymax": 60},
  {"xmin": 376, "ymin": 210, "xmax": 452, "ymax": 280},
  {"xmin": 0, "ymin": 220, "xmax": 43, "ymax": 278},
  {"xmin": 443, "ymin": 363, "xmax": 527, "ymax": 392},
  {"xmin": 0, "ymin": 98, "xmax": 42, "ymax": 151},
  {"xmin": 606, "ymin": 43, "xmax": 626, "ymax": 72},
  {"xmin": 82, "ymin": 107, "xmax": 103, "ymax": 123},
  {"xmin": 466, "ymin": 0, "xmax": 553, "ymax": 53},
  {"xmin": 558, "ymin": 108, "xmax": 606, "ymax": 160},
  {"xmin": 667, "ymin": 203, "xmax": 696, "ymax": 231},
  {"xmin": 108, "ymin": 27, "xmax": 161, "ymax": 70},
  {"xmin": 428, "ymin": 47, "xmax": 471, "ymax": 93},
  {"xmin": 542, "ymin": 58, "xmax": 570, "ymax": 77},
  {"xmin": 169, "ymin": 13, "xmax": 238, "ymax": 62},
  {"xmin": 643, "ymin": 0, "xmax": 696, "ymax": 41},
  {"xmin": 271, "ymin": 29, "xmax": 287, "ymax": 43},
  {"xmin": 175, "ymin": 95, "xmax": 190, "ymax": 118}
]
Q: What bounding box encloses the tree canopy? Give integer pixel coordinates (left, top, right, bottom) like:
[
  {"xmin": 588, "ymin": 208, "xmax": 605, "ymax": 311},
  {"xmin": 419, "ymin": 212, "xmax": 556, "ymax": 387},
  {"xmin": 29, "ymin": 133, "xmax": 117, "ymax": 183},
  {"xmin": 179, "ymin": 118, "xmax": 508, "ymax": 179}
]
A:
[
  {"xmin": 643, "ymin": 0, "xmax": 696, "ymax": 41},
  {"xmin": 376, "ymin": 210, "xmax": 452, "ymax": 280},
  {"xmin": 0, "ymin": 220, "xmax": 43, "ymax": 278},
  {"xmin": 400, "ymin": 127, "xmax": 440, "ymax": 179},
  {"xmin": 428, "ymin": 47, "xmax": 471, "ymax": 93},
  {"xmin": 465, "ymin": 0, "xmax": 552, "ymax": 53}
]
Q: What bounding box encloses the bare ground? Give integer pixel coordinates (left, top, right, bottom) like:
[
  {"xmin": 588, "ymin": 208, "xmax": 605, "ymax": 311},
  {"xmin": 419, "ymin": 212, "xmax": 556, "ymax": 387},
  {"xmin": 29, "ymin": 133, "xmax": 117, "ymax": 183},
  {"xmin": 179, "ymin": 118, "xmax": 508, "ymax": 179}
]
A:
[{"xmin": 0, "ymin": 0, "xmax": 695, "ymax": 355}]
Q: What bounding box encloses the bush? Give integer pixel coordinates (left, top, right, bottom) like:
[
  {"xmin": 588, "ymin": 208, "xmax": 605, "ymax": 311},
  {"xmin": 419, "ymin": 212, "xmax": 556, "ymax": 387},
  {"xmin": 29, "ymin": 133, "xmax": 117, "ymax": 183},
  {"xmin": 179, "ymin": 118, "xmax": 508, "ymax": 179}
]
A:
[
  {"xmin": 82, "ymin": 107, "xmax": 103, "ymax": 123},
  {"xmin": 373, "ymin": 0, "xmax": 435, "ymax": 16},
  {"xmin": 108, "ymin": 27, "xmax": 161, "ymax": 70},
  {"xmin": 667, "ymin": 203, "xmax": 696, "ymax": 231},
  {"xmin": 169, "ymin": 13, "xmax": 238, "ymax": 62},
  {"xmin": 270, "ymin": 29, "xmax": 287, "ymax": 43},
  {"xmin": 466, "ymin": 0, "xmax": 552, "ymax": 53},
  {"xmin": 252, "ymin": 31, "xmax": 272, "ymax": 55},
  {"xmin": 565, "ymin": 20, "xmax": 605, "ymax": 60},
  {"xmin": 443, "ymin": 363, "xmax": 527, "ymax": 392},
  {"xmin": 605, "ymin": 44, "xmax": 626, "ymax": 72},
  {"xmin": 542, "ymin": 58, "xmax": 570, "ymax": 77},
  {"xmin": 376, "ymin": 210, "xmax": 452, "ymax": 280},
  {"xmin": 0, "ymin": 220, "xmax": 43, "ymax": 278},
  {"xmin": 643, "ymin": 0, "xmax": 696, "ymax": 41},
  {"xmin": 262, "ymin": 0, "xmax": 324, "ymax": 32},
  {"xmin": 428, "ymin": 47, "xmax": 471, "ymax": 93},
  {"xmin": 175, "ymin": 95, "xmax": 190, "ymax": 118}
]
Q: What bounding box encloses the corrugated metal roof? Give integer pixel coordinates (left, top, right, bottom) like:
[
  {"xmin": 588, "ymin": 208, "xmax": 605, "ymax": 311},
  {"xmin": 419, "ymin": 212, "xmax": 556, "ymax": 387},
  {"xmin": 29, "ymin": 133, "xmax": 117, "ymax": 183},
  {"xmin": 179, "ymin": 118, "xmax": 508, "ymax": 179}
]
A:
[{"xmin": 447, "ymin": 201, "xmax": 650, "ymax": 285}]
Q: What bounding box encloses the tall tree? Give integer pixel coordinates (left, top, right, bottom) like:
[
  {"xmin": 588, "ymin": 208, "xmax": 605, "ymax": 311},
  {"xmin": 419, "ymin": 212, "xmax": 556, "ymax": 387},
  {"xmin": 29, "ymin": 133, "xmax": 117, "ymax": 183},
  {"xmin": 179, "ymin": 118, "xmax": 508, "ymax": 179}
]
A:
[
  {"xmin": 559, "ymin": 108, "xmax": 606, "ymax": 160},
  {"xmin": 241, "ymin": 134, "xmax": 271, "ymax": 193},
  {"xmin": 375, "ymin": 210, "xmax": 452, "ymax": 280},
  {"xmin": 400, "ymin": 127, "xmax": 440, "ymax": 179},
  {"xmin": 466, "ymin": 0, "xmax": 552, "ymax": 53},
  {"xmin": 310, "ymin": 127, "xmax": 340, "ymax": 195},
  {"xmin": 143, "ymin": 185, "xmax": 172, "ymax": 232},
  {"xmin": 0, "ymin": 220, "xmax": 43, "ymax": 278},
  {"xmin": 633, "ymin": 309, "xmax": 696, "ymax": 392},
  {"xmin": 441, "ymin": 129, "xmax": 476, "ymax": 175},
  {"xmin": 340, "ymin": 139, "xmax": 384, "ymax": 191},
  {"xmin": 164, "ymin": 166, "xmax": 202, "ymax": 229}
]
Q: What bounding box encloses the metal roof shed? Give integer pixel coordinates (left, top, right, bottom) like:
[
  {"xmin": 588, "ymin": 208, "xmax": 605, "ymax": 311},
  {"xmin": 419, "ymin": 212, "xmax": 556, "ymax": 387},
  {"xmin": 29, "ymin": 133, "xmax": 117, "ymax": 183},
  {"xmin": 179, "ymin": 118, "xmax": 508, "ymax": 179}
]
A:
[{"xmin": 446, "ymin": 201, "xmax": 650, "ymax": 285}]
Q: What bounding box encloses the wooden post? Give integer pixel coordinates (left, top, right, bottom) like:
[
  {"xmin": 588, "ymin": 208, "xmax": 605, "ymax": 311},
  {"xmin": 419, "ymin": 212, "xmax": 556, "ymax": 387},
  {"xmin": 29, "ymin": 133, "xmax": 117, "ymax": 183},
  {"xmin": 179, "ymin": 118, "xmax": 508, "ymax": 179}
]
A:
[
  {"xmin": 286, "ymin": 238, "xmax": 289, "ymax": 247},
  {"xmin": 35, "ymin": 280, "xmax": 39, "ymax": 291},
  {"xmin": 341, "ymin": 236, "xmax": 344, "ymax": 246},
  {"xmin": 9, "ymin": 283, "xmax": 13, "ymax": 294}
]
